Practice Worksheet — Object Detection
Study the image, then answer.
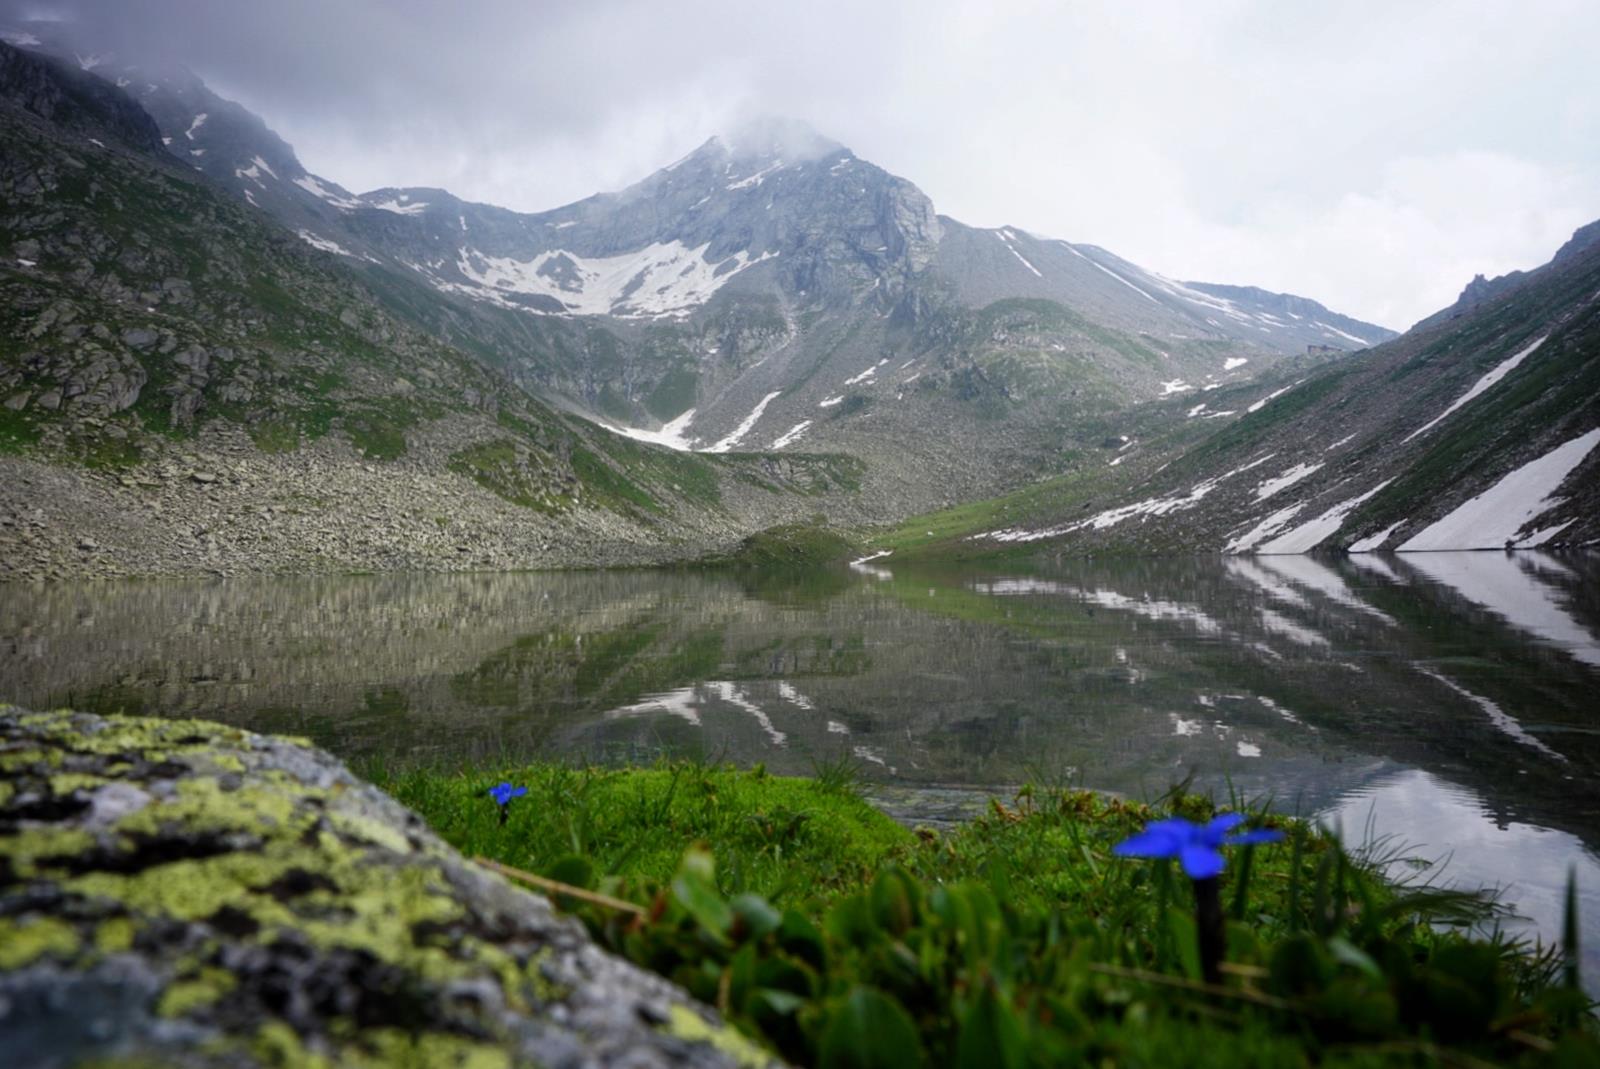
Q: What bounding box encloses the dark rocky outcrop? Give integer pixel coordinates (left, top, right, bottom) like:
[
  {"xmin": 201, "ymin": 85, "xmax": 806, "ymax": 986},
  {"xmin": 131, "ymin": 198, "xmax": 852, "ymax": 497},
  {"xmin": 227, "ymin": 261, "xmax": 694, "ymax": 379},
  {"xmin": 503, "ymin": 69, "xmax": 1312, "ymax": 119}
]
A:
[
  {"xmin": 0, "ymin": 706, "xmax": 777, "ymax": 1068},
  {"xmin": 0, "ymin": 41, "xmax": 166, "ymax": 154}
]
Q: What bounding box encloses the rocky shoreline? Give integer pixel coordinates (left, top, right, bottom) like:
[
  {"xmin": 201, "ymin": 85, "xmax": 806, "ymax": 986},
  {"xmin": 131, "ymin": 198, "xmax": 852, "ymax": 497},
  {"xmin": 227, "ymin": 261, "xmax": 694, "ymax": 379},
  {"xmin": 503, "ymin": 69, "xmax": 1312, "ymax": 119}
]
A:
[{"xmin": 0, "ymin": 417, "xmax": 878, "ymax": 584}]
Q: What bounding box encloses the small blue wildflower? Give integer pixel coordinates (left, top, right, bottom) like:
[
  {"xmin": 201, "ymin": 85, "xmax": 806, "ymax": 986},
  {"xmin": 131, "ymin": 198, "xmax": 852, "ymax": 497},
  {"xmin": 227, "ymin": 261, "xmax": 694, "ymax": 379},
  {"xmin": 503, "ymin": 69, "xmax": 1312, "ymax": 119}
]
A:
[
  {"xmin": 1112, "ymin": 813, "xmax": 1282, "ymax": 880},
  {"xmin": 489, "ymin": 782, "xmax": 527, "ymax": 807}
]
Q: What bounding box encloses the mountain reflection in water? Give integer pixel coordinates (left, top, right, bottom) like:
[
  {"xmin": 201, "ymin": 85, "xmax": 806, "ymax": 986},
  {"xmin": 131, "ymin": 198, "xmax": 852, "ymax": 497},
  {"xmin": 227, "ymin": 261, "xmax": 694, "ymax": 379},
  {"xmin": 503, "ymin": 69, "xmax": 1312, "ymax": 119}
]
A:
[{"xmin": 3, "ymin": 551, "xmax": 1597, "ymax": 979}]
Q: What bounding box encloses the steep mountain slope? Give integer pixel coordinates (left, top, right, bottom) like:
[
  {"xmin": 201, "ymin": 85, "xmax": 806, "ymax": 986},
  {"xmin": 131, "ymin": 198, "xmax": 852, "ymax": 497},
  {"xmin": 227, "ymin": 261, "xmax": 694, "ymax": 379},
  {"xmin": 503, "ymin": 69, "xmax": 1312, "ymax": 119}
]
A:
[
  {"xmin": 0, "ymin": 42, "xmax": 864, "ymax": 581},
  {"xmin": 931, "ymin": 221, "xmax": 1600, "ymax": 556},
  {"xmin": 1, "ymin": 20, "xmax": 1392, "ymax": 512}
]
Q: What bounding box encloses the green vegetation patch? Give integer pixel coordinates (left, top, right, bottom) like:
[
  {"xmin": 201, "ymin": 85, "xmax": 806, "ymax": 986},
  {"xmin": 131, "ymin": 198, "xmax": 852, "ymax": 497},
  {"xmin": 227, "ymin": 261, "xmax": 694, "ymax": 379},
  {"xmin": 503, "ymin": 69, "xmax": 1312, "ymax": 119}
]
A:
[
  {"xmin": 448, "ymin": 439, "xmax": 559, "ymax": 512},
  {"xmin": 378, "ymin": 762, "xmax": 1597, "ymax": 1068},
  {"xmin": 705, "ymin": 522, "xmax": 859, "ymax": 570},
  {"xmin": 378, "ymin": 763, "xmax": 910, "ymax": 902}
]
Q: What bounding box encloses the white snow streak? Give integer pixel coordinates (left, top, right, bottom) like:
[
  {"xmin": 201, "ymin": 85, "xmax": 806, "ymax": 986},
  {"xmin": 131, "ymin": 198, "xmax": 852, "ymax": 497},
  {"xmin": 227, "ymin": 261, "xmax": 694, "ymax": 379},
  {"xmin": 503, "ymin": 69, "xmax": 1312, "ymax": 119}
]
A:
[
  {"xmin": 1256, "ymin": 480, "xmax": 1394, "ymax": 554},
  {"xmin": 1254, "ymin": 462, "xmax": 1323, "ymax": 501},
  {"xmin": 995, "ymin": 230, "xmax": 1043, "ymax": 277},
  {"xmin": 1315, "ymin": 322, "xmax": 1371, "ymax": 347},
  {"xmin": 706, "ymin": 391, "xmax": 782, "ymax": 453},
  {"xmin": 1397, "ymin": 428, "xmax": 1599, "ymax": 551},
  {"xmin": 771, "ymin": 420, "xmax": 813, "ymax": 450},
  {"xmin": 366, "ymin": 197, "xmax": 429, "ymax": 215},
  {"xmin": 607, "ymin": 408, "xmax": 698, "ymax": 451},
  {"xmin": 292, "ymin": 174, "xmax": 362, "ymax": 209},
  {"xmin": 1247, "ymin": 381, "xmax": 1301, "ymax": 414},
  {"xmin": 1401, "ymin": 335, "xmax": 1548, "ymax": 444},
  {"xmin": 296, "ymin": 230, "xmax": 354, "ymax": 257}
]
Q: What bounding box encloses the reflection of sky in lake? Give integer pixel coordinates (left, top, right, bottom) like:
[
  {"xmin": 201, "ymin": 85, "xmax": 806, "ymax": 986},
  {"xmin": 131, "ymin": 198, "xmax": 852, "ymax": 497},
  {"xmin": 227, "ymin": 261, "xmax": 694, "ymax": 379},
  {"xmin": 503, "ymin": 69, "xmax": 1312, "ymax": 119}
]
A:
[
  {"xmin": 2, "ymin": 549, "xmax": 1597, "ymax": 987},
  {"xmin": 1322, "ymin": 768, "xmax": 1600, "ymax": 989}
]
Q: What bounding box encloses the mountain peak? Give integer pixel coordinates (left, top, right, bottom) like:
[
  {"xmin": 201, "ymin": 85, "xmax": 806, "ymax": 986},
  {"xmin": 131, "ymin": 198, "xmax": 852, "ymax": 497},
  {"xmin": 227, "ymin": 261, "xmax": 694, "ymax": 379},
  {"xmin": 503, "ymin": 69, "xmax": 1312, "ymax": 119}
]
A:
[{"xmin": 715, "ymin": 116, "xmax": 845, "ymax": 163}]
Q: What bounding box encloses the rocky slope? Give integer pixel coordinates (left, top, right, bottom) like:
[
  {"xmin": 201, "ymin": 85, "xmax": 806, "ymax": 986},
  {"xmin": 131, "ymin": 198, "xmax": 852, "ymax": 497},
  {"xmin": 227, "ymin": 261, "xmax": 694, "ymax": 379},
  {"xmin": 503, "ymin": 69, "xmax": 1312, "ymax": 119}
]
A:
[
  {"xmin": 0, "ymin": 41, "xmax": 870, "ymax": 581},
  {"xmin": 938, "ymin": 220, "xmax": 1600, "ymax": 556},
  {"xmin": 0, "ymin": 705, "xmax": 774, "ymax": 1068}
]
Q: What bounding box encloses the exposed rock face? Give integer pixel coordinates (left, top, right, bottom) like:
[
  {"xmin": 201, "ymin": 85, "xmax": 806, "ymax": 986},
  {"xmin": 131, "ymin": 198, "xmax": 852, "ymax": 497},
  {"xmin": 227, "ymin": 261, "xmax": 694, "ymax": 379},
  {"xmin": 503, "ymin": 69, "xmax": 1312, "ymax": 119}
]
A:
[
  {"xmin": 0, "ymin": 42, "xmax": 165, "ymax": 152},
  {"xmin": 0, "ymin": 706, "xmax": 777, "ymax": 1068}
]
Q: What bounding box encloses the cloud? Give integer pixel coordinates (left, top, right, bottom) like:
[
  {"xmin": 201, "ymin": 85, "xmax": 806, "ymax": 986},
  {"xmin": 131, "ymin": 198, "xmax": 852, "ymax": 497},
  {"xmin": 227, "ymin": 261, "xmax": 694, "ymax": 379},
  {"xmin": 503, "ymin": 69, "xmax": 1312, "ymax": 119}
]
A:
[{"xmin": 5, "ymin": 0, "xmax": 1596, "ymax": 327}]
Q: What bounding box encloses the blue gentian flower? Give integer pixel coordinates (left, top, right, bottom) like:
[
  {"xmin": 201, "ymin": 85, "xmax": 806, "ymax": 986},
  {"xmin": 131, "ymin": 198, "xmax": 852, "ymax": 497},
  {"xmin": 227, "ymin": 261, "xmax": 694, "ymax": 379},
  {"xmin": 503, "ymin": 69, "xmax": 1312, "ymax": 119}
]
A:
[
  {"xmin": 1113, "ymin": 813, "xmax": 1282, "ymax": 879},
  {"xmin": 489, "ymin": 782, "xmax": 527, "ymax": 807}
]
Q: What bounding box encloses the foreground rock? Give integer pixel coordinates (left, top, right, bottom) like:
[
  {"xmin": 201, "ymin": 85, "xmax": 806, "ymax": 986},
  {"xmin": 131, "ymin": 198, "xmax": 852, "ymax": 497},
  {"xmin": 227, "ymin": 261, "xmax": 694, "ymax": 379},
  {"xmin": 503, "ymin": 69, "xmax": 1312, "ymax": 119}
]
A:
[{"xmin": 0, "ymin": 706, "xmax": 776, "ymax": 1068}]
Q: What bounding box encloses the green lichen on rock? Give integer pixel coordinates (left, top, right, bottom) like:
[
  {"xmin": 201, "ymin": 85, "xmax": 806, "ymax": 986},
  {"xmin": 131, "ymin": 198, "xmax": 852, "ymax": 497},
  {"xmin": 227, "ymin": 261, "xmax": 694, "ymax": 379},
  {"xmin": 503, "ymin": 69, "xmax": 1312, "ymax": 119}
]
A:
[
  {"xmin": 0, "ymin": 915, "xmax": 80, "ymax": 969},
  {"xmin": 0, "ymin": 705, "xmax": 778, "ymax": 1068}
]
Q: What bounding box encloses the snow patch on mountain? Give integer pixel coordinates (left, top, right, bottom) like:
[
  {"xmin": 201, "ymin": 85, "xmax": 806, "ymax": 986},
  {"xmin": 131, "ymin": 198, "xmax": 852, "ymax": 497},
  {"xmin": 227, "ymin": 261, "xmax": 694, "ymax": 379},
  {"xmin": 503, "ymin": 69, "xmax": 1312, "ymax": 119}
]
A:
[
  {"xmin": 366, "ymin": 196, "xmax": 429, "ymax": 216},
  {"xmin": 977, "ymin": 454, "xmax": 1277, "ymax": 544},
  {"xmin": 451, "ymin": 241, "xmax": 775, "ymax": 318},
  {"xmin": 771, "ymin": 420, "xmax": 812, "ymax": 450},
  {"xmin": 297, "ymin": 230, "xmax": 355, "ymax": 257},
  {"xmin": 607, "ymin": 408, "xmax": 698, "ymax": 452},
  {"xmin": 1316, "ymin": 321, "xmax": 1371, "ymax": 347},
  {"xmin": 1397, "ymin": 428, "xmax": 1599, "ymax": 550},
  {"xmin": 706, "ymin": 391, "xmax": 782, "ymax": 453},
  {"xmin": 843, "ymin": 360, "xmax": 887, "ymax": 387},
  {"xmin": 1256, "ymin": 480, "xmax": 1394, "ymax": 554},
  {"xmin": 293, "ymin": 174, "xmax": 362, "ymax": 209},
  {"xmin": 1255, "ymin": 462, "xmax": 1323, "ymax": 501}
]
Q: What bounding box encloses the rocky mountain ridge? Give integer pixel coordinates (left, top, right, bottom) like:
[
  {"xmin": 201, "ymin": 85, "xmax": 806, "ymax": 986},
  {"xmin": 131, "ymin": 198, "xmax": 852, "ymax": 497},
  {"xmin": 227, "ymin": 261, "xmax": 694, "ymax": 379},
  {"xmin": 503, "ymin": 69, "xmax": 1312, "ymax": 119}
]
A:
[
  {"xmin": 926, "ymin": 218, "xmax": 1600, "ymax": 557},
  {"xmin": 0, "ymin": 40, "xmax": 869, "ymax": 581},
  {"xmin": 0, "ymin": 24, "xmax": 1394, "ymax": 494}
]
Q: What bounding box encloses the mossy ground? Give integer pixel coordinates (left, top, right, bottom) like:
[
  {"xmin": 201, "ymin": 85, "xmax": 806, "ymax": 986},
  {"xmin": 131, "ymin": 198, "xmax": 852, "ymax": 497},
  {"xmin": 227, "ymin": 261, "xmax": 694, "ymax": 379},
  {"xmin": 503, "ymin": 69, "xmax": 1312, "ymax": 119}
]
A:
[{"xmin": 376, "ymin": 761, "xmax": 1598, "ymax": 1067}]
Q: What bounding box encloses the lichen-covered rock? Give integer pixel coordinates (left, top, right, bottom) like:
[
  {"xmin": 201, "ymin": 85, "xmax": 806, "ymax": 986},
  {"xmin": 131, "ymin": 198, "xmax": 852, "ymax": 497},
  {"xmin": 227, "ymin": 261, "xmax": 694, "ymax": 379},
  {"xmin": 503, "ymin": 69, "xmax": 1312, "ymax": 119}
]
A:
[{"xmin": 0, "ymin": 706, "xmax": 778, "ymax": 1068}]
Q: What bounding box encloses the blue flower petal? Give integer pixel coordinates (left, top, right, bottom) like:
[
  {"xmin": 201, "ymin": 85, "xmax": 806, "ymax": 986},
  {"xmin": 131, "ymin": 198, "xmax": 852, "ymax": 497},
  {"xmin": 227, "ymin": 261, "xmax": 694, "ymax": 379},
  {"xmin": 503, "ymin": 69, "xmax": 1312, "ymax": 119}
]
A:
[
  {"xmin": 510, "ymin": 786, "xmax": 528, "ymax": 799},
  {"xmin": 1112, "ymin": 819, "xmax": 1191, "ymax": 858},
  {"xmin": 1202, "ymin": 812, "xmax": 1246, "ymax": 844},
  {"xmin": 1226, "ymin": 828, "xmax": 1284, "ymax": 846},
  {"xmin": 1180, "ymin": 843, "xmax": 1226, "ymax": 880}
]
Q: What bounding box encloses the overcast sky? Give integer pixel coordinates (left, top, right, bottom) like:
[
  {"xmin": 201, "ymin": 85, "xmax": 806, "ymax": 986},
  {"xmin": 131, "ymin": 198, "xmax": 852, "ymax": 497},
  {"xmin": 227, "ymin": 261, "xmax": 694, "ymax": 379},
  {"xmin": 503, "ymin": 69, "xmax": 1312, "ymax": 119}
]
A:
[{"xmin": 9, "ymin": 0, "xmax": 1599, "ymax": 328}]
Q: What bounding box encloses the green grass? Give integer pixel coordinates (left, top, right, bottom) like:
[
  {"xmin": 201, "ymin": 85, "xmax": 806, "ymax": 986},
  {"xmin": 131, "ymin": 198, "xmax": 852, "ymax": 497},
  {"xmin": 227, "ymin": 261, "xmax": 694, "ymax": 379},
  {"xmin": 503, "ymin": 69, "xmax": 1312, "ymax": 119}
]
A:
[
  {"xmin": 0, "ymin": 406, "xmax": 41, "ymax": 454},
  {"xmin": 705, "ymin": 521, "xmax": 859, "ymax": 569},
  {"xmin": 371, "ymin": 762, "xmax": 1596, "ymax": 1067},
  {"xmin": 378, "ymin": 762, "xmax": 909, "ymax": 902}
]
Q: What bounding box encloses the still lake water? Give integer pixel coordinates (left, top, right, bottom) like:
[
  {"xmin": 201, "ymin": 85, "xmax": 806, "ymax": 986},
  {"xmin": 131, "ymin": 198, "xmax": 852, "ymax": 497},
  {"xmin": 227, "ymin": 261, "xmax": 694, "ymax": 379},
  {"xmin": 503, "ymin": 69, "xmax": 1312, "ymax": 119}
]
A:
[{"xmin": 3, "ymin": 551, "xmax": 1598, "ymax": 977}]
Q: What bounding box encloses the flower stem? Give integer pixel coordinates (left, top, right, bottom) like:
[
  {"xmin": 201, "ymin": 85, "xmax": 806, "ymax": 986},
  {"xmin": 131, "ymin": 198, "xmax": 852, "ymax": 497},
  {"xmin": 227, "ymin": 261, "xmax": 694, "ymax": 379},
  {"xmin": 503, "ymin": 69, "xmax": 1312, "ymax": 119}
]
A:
[{"xmin": 1192, "ymin": 875, "xmax": 1224, "ymax": 985}]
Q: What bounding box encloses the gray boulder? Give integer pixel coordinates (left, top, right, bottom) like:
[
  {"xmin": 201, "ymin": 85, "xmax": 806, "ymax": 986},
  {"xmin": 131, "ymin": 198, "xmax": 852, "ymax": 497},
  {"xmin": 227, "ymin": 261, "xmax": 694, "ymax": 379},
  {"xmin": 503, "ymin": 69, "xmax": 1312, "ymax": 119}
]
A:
[{"xmin": 0, "ymin": 706, "xmax": 778, "ymax": 1068}]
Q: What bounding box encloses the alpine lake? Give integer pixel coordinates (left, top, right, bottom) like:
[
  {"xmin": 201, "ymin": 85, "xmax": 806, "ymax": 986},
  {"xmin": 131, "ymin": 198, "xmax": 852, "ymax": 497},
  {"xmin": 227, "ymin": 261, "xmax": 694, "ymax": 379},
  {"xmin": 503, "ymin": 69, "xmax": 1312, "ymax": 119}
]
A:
[{"xmin": 4, "ymin": 550, "xmax": 1597, "ymax": 983}]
